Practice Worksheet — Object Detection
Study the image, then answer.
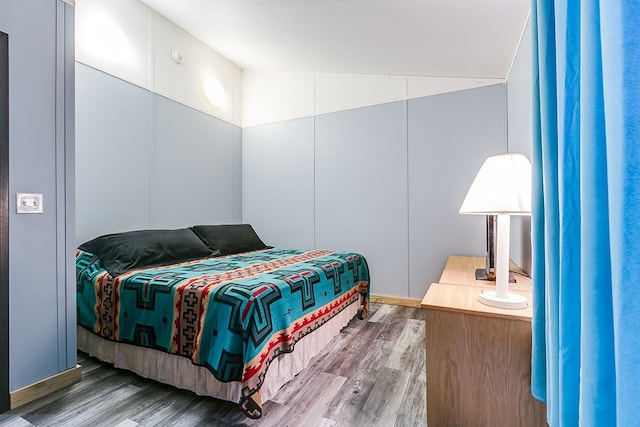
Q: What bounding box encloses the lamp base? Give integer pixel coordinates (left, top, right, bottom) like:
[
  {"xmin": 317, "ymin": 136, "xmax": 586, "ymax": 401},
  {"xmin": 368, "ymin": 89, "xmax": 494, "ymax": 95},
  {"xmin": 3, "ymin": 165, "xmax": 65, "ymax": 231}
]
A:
[
  {"xmin": 478, "ymin": 290, "xmax": 527, "ymax": 310},
  {"xmin": 475, "ymin": 268, "xmax": 516, "ymax": 283}
]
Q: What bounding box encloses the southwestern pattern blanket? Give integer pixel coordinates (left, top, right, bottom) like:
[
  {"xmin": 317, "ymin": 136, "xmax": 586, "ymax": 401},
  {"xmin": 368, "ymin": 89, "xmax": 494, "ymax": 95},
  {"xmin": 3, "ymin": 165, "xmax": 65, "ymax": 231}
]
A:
[{"xmin": 76, "ymin": 248, "xmax": 370, "ymax": 418}]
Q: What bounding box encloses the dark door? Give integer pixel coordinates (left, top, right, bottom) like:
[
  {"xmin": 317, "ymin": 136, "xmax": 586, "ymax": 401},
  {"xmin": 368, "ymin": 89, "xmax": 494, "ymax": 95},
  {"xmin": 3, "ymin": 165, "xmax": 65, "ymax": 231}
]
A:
[{"xmin": 0, "ymin": 31, "xmax": 9, "ymax": 413}]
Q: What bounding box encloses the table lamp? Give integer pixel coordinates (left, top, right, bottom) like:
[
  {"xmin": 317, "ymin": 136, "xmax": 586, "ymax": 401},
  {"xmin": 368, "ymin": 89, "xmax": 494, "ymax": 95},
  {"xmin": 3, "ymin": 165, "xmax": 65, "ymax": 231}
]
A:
[{"xmin": 459, "ymin": 153, "xmax": 531, "ymax": 309}]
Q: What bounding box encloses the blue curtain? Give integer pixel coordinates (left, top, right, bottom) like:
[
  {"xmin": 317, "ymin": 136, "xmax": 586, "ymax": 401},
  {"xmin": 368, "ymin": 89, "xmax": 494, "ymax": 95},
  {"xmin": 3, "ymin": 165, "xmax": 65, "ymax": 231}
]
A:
[{"xmin": 531, "ymin": 1, "xmax": 640, "ymax": 426}]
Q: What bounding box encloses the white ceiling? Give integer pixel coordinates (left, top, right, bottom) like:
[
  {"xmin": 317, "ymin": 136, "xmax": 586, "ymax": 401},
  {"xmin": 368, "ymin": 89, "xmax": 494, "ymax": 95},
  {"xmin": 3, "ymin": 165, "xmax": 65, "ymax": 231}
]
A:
[{"xmin": 139, "ymin": 0, "xmax": 530, "ymax": 79}]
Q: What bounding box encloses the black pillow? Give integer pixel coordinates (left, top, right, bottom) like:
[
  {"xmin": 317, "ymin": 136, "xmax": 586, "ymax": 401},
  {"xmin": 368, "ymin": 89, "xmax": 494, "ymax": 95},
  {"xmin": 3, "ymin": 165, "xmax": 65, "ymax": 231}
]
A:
[
  {"xmin": 78, "ymin": 228, "xmax": 217, "ymax": 277},
  {"xmin": 190, "ymin": 224, "xmax": 269, "ymax": 256}
]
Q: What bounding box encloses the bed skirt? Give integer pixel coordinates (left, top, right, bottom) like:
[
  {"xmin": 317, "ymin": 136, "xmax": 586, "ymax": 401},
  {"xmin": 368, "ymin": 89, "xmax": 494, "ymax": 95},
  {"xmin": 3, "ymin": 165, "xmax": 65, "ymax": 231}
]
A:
[{"xmin": 77, "ymin": 299, "xmax": 359, "ymax": 415}]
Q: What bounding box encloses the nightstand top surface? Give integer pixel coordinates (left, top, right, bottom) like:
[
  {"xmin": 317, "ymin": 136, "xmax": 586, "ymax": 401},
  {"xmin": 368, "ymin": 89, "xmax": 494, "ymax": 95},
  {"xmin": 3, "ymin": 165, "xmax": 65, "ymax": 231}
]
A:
[
  {"xmin": 422, "ymin": 256, "xmax": 533, "ymax": 321},
  {"xmin": 438, "ymin": 256, "xmax": 532, "ymax": 291}
]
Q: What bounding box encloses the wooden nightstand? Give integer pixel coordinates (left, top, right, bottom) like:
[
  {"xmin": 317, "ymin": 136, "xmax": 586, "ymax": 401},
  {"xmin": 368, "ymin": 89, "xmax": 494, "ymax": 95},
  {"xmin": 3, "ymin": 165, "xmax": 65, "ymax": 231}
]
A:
[{"xmin": 421, "ymin": 256, "xmax": 546, "ymax": 427}]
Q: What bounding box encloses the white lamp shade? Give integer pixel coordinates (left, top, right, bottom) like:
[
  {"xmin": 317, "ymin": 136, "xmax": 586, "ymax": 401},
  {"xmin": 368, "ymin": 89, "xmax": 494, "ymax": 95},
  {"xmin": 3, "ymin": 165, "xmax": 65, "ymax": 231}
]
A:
[{"xmin": 459, "ymin": 153, "xmax": 532, "ymax": 215}]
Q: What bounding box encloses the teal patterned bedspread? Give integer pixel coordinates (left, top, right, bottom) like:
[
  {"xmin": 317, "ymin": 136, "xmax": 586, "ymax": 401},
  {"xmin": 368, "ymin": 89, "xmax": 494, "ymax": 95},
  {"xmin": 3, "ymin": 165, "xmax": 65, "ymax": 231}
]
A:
[{"xmin": 76, "ymin": 248, "xmax": 370, "ymax": 418}]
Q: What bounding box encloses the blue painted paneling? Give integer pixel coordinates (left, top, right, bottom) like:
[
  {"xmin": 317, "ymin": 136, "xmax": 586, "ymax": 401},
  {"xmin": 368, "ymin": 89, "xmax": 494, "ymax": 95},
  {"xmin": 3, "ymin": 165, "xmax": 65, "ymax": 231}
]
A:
[
  {"xmin": 243, "ymin": 88, "xmax": 508, "ymax": 300},
  {"xmin": 231, "ymin": 124, "xmax": 243, "ymax": 223},
  {"xmin": 75, "ymin": 63, "xmax": 151, "ymax": 244},
  {"xmin": 315, "ymin": 102, "xmax": 409, "ymax": 298},
  {"xmin": 57, "ymin": 0, "xmax": 77, "ymax": 372},
  {"xmin": 2, "ymin": 0, "xmax": 75, "ymax": 390},
  {"xmin": 408, "ymin": 84, "xmax": 508, "ymax": 298},
  {"xmin": 151, "ymin": 94, "xmax": 235, "ymax": 228},
  {"xmin": 507, "ymin": 18, "xmax": 533, "ymax": 273},
  {"xmin": 76, "ymin": 67, "xmax": 241, "ymax": 240},
  {"xmin": 0, "ymin": 30, "xmax": 9, "ymax": 412},
  {"xmin": 243, "ymin": 118, "xmax": 315, "ymax": 249}
]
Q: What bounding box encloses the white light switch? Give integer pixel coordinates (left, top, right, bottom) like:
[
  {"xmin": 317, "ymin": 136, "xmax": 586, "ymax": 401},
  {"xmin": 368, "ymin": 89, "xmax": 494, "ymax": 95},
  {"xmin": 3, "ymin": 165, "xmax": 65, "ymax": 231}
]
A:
[{"xmin": 16, "ymin": 193, "xmax": 43, "ymax": 214}]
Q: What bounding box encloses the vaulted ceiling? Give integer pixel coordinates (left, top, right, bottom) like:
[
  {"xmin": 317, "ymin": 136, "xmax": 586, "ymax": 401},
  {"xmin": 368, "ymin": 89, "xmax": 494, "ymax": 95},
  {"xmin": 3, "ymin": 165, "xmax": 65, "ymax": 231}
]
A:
[{"xmin": 139, "ymin": 0, "xmax": 530, "ymax": 79}]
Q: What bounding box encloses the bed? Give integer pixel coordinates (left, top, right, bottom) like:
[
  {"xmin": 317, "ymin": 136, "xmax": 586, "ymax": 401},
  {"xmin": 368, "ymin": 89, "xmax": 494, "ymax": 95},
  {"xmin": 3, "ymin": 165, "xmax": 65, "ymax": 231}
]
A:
[{"xmin": 75, "ymin": 225, "xmax": 370, "ymax": 419}]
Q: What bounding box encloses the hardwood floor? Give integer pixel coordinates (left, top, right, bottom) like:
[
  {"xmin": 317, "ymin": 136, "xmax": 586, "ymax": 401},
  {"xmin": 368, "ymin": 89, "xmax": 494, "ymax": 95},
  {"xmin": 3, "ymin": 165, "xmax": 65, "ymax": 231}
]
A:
[{"xmin": 1, "ymin": 303, "xmax": 426, "ymax": 426}]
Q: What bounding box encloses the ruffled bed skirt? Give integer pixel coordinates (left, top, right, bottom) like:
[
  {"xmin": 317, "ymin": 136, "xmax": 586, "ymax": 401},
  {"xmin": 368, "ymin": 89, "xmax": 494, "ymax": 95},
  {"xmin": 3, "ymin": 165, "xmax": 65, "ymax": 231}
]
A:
[{"xmin": 77, "ymin": 299, "xmax": 359, "ymax": 416}]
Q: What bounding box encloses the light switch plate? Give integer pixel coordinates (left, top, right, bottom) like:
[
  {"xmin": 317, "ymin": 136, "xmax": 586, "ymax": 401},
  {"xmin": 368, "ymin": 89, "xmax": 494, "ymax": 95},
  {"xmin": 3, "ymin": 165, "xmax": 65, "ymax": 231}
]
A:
[{"xmin": 16, "ymin": 193, "xmax": 43, "ymax": 214}]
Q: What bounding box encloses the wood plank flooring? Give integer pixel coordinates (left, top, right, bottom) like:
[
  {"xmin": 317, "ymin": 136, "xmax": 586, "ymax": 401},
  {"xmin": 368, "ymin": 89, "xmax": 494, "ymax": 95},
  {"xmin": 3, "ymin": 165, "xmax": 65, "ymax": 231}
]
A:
[{"xmin": 1, "ymin": 303, "xmax": 426, "ymax": 426}]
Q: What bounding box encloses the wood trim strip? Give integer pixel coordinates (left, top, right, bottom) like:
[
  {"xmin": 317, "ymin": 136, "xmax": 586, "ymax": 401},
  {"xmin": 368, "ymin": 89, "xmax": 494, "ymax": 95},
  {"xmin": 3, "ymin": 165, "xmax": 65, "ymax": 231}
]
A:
[
  {"xmin": 10, "ymin": 364, "xmax": 81, "ymax": 409},
  {"xmin": 370, "ymin": 294, "xmax": 422, "ymax": 308}
]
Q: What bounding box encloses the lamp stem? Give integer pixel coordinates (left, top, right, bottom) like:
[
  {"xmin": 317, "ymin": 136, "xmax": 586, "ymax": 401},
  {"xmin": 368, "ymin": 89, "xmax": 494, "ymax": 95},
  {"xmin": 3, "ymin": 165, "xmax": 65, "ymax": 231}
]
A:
[{"xmin": 495, "ymin": 214, "xmax": 510, "ymax": 298}]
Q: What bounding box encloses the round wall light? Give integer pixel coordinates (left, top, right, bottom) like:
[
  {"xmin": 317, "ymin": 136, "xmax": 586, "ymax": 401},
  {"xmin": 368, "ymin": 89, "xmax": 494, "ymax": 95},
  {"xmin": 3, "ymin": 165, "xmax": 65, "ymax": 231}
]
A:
[
  {"xmin": 203, "ymin": 77, "xmax": 226, "ymax": 107},
  {"xmin": 82, "ymin": 13, "xmax": 131, "ymax": 63}
]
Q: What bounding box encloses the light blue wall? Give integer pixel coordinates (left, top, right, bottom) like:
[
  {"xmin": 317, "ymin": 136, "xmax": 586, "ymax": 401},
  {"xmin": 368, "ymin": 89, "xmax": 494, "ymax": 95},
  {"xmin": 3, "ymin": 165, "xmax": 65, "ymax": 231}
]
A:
[
  {"xmin": 1, "ymin": 0, "xmax": 76, "ymax": 390},
  {"xmin": 408, "ymin": 85, "xmax": 508, "ymax": 298},
  {"xmin": 76, "ymin": 63, "xmax": 151, "ymax": 243},
  {"xmin": 507, "ymin": 17, "xmax": 533, "ymax": 274},
  {"xmin": 151, "ymin": 94, "xmax": 238, "ymax": 228},
  {"xmin": 76, "ymin": 64, "xmax": 242, "ymax": 245},
  {"xmin": 315, "ymin": 102, "xmax": 409, "ymax": 297},
  {"xmin": 243, "ymin": 84, "xmax": 509, "ymax": 299},
  {"xmin": 231, "ymin": 125, "xmax": 243, "ymax": 222},
  {"xmin": 243, "ymin": 118, "xmax": 315, "ymax": 249}
]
